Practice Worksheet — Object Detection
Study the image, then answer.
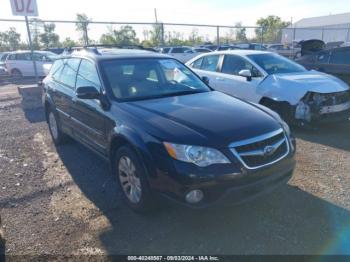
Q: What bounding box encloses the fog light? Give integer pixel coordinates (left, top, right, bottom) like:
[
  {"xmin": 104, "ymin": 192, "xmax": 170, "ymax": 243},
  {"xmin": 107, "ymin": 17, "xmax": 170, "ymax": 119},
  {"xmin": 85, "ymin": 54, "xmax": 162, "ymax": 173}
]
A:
[{"xmin": 185, "ymin": 189, "xmax": 204, "ymax": 204}]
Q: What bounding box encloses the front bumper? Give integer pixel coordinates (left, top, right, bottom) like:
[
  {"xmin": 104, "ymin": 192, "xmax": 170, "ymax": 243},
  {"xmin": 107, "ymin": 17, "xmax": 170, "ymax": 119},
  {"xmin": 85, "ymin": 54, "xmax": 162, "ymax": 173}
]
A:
[
  {"xmin": 313, "ymin": 107, "xmax": 350, "ymax": 124},
  {"xmin": 149, "ymin": 143, "xmax": 296, "ymax": 208}
]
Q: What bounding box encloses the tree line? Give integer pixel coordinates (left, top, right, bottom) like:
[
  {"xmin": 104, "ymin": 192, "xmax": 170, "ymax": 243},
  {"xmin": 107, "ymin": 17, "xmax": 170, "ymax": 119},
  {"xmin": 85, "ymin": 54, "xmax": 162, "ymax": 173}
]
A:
[{"xmin": 0, "ymin": 14, "xmax": 290, "ymax": 52}]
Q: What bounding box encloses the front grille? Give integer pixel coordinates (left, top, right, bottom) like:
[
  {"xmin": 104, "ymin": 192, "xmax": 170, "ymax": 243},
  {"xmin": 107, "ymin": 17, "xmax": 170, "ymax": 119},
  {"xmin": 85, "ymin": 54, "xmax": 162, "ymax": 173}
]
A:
[{"xmin": 230, "ymin": 129, "xmax": 289, "ymax": 169}]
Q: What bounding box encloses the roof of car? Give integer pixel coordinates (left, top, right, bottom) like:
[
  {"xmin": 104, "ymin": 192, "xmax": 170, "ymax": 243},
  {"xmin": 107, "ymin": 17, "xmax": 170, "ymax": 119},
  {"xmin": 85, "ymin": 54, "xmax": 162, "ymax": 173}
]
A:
[
  {"xmin": 212, "ymin": 50, "xmax": 272, "ymax": 56},
  {"xmin": 8, "ymin": 50, "xmax": 53, "ymax": 54},
  {"xmin": 67, "ymin": 48, "xmax": 172, "ymax": 61}
]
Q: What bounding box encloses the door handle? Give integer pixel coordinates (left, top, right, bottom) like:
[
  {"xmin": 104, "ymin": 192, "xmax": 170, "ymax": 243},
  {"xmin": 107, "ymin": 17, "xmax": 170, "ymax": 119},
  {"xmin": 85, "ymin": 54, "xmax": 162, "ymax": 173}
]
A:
[{"xmin": 215, "ymin": 77, "xmax": 225, "ymax": 81}]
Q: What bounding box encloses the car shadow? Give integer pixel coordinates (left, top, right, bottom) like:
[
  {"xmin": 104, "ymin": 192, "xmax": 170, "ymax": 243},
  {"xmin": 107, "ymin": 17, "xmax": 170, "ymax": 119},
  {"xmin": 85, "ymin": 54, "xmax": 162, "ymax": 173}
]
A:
[
  {"xmin": 54, "ymin": 141, "xmax": 350, "ymax": 255},
  {"xmin": 292, "ymin": 122, "xmax": 350, "ymax": 152}
]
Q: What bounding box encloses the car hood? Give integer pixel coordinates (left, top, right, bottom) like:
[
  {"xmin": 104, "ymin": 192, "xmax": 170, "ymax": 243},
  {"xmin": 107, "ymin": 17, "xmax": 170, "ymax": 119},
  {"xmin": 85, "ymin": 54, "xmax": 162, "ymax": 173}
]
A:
[
  {"xmin": 258, "ymin": 71, "xmax": 350, "ymax": 105},
  {"xmin": 119, "ymin": 91, "xmax": 281, "ymax": 148}
]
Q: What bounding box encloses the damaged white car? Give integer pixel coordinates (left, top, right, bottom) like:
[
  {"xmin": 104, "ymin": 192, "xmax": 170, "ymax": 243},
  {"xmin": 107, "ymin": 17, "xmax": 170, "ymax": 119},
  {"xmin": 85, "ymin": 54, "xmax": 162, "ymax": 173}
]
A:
[{"xmin": 186, "ymin": 50, "xmax": 350, "ymax": 125}]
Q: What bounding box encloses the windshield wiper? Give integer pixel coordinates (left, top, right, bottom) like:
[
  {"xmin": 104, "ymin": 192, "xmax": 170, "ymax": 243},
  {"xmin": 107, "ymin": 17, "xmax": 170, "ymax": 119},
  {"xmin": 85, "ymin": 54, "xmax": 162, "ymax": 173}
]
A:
[
  {"xmin": 124, "ymin": 90, "xmax": 208, "ymax": 102},
  {"xmin": 158, "ymin": 90, "xmax": 207, "ymax": 98}
]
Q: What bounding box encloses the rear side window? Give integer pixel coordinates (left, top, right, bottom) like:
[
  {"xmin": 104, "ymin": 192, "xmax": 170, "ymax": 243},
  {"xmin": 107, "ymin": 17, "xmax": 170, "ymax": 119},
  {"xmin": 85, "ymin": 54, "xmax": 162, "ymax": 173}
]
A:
[
  {"xmin": 200, "ymin": 55, "xmax": 219, "ymax": 72},
  {"xmin": 15, "ymin": 53, "xmax": 31, "ymax": 61},
  {"xmin": 191, "ymin": 57, "xmax": 203, "ymax": 69},
  {"xmin": 50, "ymin": 59, "xmax": 64, "ymax": 77},
  {"xmin": 76, "ymin": 59, "xmax": 101, "ymax": 89},
  {"xmin": 161, "ymin": 48, "xmax": 170, "ymax": 54},
  {"xmin": 317, "ymin": 51, "xmax": 330, "ymax": 63},
  {"xmin": 172, "ymin": 48, "xmax": 186, "ymax": 53},
  {"xmin": 56, "ymin": 58, "xmax": 81, "ymax": 88},
  {"xmin": 7, "ymin": 54, "xmax": 16, "ymax": 60},
  {"xmin": 330, "ymin": 49, "xmax": 350, "ymax": 65}
]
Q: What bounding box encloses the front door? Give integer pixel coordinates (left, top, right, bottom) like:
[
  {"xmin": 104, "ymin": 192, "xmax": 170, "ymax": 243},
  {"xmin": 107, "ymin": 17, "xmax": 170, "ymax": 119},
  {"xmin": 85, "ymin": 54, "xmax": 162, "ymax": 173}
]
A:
[{"xmin": 213, "ymin": 54, "xmax": 263, "ymax": 103}]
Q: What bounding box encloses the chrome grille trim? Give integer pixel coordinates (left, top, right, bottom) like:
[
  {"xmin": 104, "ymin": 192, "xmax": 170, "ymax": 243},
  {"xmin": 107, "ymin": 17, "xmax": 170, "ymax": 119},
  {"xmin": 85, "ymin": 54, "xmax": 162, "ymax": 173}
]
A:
[{"xmin": 229, "ymin": 128, "xmax": 290, "ymax": 170}]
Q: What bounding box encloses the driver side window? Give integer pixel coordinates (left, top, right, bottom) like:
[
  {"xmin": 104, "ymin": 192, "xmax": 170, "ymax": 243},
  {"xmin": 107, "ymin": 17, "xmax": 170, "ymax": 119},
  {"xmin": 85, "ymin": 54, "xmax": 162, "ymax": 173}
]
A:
[{"xmin": 221, "ymin": 55, "xmax": 262, "ymax": 77}]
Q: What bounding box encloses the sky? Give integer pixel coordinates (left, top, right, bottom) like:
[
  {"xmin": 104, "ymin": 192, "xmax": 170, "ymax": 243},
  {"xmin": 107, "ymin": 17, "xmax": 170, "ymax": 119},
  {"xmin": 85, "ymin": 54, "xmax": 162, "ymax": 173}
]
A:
[{"xmin": 1, "ymin": 0, "xmax": 350, "ymax": 43}]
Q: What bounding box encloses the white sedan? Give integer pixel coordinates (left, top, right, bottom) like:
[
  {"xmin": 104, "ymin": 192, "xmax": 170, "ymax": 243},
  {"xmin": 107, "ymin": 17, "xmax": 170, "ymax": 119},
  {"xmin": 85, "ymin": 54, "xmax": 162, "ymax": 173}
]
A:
[{"xmin": 186, "ymin": 50, "xmax": 350, "ymax": 125}]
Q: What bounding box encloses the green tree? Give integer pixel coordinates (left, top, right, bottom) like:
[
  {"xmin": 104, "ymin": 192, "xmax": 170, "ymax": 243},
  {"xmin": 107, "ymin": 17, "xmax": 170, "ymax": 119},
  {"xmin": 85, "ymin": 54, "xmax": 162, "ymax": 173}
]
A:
[
  {"xmin": 0, "ymin": 27, "xmax": 21, "ymax": 51},
  {"xmin": 149, "ymin": 23, "xmax": 163, "ymax": 46},
  {"xmin": 255, "ymin": 16, "xmax": 290, "ymax": 43},
  {"xmin": 61, "ymin": 37, "xmax": 77, "ymax": 47},
  {"xmin": 235, "ymin": 22, "xmax": 248, "ymax": 42},
  {"xmin": 39, "ymin": 23, "xmax": 60, "ymax": 48},
  {"xmin": 75, "ymin": 13, "xmax": 91, "ymax": 45},
  {"xmin": 188, "ymin": 28, "xmax": 203, "ymax": 45},
  {"xmin": 100, "ymin": 25, "xmax": 139, "ymax": 46}
]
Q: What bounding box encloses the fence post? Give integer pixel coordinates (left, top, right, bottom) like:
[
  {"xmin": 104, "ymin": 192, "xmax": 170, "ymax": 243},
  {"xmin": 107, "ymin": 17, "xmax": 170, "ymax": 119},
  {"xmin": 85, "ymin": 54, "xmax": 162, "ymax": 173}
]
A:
[
  {"xmin": 216, "ymin": 26, "xmax": 220, "ymax": 45},
  {"xmin": 260, "ymin": 27, "xmax": 264, "ymax": 45}
]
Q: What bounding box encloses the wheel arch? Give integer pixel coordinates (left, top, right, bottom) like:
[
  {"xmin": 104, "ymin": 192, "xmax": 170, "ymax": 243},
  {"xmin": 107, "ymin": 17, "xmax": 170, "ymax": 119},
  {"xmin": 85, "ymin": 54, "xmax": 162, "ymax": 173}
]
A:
[
  {"xmin": 259, "ymin": 96, "xmax": 295, "ymax": 122},
  {"xmin": 108, "ymin": 130, "xmax": 154, "ymax": 180}
]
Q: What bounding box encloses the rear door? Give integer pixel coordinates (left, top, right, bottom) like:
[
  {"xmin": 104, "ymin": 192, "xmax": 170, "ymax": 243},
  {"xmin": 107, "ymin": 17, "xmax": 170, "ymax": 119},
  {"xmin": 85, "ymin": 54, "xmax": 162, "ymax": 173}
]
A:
[
  {"xmin": 188, "ymin": 54, "xmax": 222, "ymax": 88},
  {"xmin": 50, "ymin": 58, "xmax": 81, "ymax": 133},
  {"xmin": 328, "ymin": 48, "xmax": 350, "ymax": 84},
  {"xmin": 70, "ymin": 59, "xmax": 109, "ymax": 155},
  {"xmin": 33, "ymin": 53, "xmax": 51, "ymax": 76}
]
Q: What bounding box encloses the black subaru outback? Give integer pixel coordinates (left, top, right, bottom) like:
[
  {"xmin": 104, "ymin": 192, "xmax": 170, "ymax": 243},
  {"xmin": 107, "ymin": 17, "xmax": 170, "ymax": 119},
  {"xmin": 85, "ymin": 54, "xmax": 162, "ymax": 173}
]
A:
[{"xmin": 43, "ymin": 47, "xmax": 296, "ymax": 212}]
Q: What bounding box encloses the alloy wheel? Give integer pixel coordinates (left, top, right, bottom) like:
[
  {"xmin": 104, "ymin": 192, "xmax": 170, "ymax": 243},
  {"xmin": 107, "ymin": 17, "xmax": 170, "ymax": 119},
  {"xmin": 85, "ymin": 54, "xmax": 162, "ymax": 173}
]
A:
[{"xmin": 118, "ymin": 156, "xmax": 142, "ymax": 204}]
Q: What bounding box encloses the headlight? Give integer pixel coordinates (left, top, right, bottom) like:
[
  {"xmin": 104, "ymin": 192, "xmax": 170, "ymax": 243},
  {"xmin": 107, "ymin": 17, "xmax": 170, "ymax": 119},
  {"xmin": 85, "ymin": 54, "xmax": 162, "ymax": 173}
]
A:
[{"xmin": 163, "ymin": 142, "xmax": 230, "ymax": 167}]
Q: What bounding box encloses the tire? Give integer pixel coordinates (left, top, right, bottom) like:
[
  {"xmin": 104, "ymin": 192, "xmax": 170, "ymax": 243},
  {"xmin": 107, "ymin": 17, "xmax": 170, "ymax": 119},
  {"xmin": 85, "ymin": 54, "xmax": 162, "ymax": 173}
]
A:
[
  {"xmin": 115, "ymin": 145, "xmax": 157, "ymax": 212},
  {"xmin": 11, "ymin": 69, "xmax": 22, "ymax": 77},
  {"xmin": 47, "ymin": 108, "xmax": 67, "ymax": 145}
]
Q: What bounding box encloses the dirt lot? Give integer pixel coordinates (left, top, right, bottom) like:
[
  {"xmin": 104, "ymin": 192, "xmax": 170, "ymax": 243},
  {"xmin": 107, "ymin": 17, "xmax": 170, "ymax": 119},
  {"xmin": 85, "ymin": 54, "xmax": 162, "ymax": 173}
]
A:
[{"xmin": 1, "ymin": 79, "xmax": 350, "ymax": 257}]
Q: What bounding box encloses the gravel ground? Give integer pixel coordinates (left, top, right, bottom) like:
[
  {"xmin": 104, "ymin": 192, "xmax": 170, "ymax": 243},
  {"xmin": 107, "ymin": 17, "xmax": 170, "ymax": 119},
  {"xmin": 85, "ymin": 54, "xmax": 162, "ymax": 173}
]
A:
[{"xmin": 1, "ymin": 80, "xmax": 350, "ymax": 257}]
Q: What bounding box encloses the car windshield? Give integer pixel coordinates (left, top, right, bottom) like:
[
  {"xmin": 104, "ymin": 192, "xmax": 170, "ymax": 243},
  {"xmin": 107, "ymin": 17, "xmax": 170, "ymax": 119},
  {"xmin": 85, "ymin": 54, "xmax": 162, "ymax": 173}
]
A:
[
  {"xmin": 247, "ymin": 53, "xmax": 306, "ymax": 75},
  {"xmin": 101, "ymin": 58, "xmax": 210, "ymax": 101}
]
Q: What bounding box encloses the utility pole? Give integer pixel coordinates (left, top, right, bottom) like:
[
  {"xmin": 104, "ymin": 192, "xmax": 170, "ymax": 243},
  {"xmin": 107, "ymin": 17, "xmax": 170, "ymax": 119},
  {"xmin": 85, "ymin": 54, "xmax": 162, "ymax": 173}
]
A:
[
  {"xmin": 25, "ymin": 16, "xmax": 38, "ymax": 84},
  {"xmin": 154, "ymin": 8, "xmax": 164, "ymax": 46},
  {"xmin": 154, "ymin": 8, "xmax": 158, "ymax": 23}
]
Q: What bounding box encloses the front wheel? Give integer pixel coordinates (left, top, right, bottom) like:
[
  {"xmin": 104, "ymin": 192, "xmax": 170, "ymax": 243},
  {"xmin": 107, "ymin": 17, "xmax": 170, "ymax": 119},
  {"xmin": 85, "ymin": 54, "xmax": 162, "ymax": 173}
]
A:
[{"xmin": 115, "ymin": 146, "xmax": 157, "ymax": 212}]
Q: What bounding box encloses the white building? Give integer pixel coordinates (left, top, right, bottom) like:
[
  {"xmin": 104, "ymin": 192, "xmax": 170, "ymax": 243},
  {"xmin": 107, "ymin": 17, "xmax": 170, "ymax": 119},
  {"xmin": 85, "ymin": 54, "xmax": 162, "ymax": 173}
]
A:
[{"xmin": 282, "ymin": 12, "xmax": 350, "ymax": 43}]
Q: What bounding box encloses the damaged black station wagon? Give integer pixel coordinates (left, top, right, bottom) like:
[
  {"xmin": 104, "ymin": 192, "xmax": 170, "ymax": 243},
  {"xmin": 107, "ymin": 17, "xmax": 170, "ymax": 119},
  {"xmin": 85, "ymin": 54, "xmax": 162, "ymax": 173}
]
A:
[{"xmin": 43, "ymin": 47, "xmax": 296, "ymax": 211}]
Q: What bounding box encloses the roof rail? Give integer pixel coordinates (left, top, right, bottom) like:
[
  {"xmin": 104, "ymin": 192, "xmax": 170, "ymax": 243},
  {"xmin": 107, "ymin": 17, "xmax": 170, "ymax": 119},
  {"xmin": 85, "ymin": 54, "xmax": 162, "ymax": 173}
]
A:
[{"xmin": 63, "ymin": 44, "xmax": 157, "ymax": 54}]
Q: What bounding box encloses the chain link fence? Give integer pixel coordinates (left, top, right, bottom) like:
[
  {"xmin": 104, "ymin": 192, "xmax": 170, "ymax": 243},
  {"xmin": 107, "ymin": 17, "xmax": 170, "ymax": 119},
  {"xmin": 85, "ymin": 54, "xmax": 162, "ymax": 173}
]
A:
[{"xmin": 1, "ymin": 18, "xmax": 350, "ymax": 51}]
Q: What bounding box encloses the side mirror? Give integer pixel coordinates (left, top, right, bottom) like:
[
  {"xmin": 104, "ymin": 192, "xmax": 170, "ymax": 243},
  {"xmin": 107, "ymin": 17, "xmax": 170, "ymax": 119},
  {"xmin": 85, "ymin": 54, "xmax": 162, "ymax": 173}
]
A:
[
  {"xmin": 201, "ymin": 76, "xmax": 210, "ymax": 85},
  {"xmin": 76, "ymin": 86, "xmax": 100, "ymax": 99},
  {"xmin": 238, "ymin": 69, "xmax": 252, "ymax": 81}
]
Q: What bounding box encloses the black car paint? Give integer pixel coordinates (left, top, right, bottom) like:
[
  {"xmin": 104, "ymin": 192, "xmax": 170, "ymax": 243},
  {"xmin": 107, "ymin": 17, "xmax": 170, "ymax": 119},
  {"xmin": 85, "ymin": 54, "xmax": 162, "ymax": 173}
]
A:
[
  {"xmin": 297, "ymin": 46, "xmax": 350, "ymax": 85},
  {"xmin": 43, "ymin": 53, "xmax": 295, "ymax": 207}
]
